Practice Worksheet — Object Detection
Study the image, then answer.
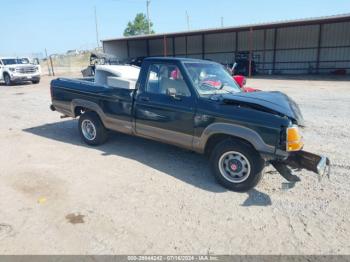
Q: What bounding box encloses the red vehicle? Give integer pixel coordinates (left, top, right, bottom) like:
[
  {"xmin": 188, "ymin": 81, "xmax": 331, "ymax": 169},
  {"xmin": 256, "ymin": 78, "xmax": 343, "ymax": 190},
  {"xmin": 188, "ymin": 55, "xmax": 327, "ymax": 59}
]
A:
[
  {"xmin": 222, "ymin": 63, "xmax": 259, "ymax": 93},
  {"xmin": 233, "ymin": 75, "xmax": 259, "ymax": 93},
  {"xmin": 171, "ymin": 64, "xmax": 259, "ymax": 93}
]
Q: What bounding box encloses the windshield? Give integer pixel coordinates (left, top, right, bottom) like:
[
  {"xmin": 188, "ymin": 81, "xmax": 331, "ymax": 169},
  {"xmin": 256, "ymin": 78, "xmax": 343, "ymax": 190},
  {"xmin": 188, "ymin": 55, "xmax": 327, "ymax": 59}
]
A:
[
  {"xmin": 2, "ymin": 58, "xmax": 30, "ymax": 65},
  {"xmin": 184, "ymin": 62, "xmax": 241, "ymax": 96}
]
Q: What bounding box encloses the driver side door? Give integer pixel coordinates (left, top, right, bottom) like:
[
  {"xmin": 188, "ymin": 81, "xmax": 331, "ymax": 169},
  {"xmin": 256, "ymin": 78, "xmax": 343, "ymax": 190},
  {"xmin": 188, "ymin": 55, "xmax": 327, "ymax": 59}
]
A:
[{"xmin": 134, "ymin": 62, "xmax": 196, "ymax": 150}]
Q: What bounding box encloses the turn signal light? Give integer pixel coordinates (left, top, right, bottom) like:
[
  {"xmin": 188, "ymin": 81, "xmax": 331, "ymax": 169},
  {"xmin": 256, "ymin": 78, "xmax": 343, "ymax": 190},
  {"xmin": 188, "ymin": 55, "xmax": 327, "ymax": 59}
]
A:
[{"xmin": 286, "ymin": 126, "xmax": 303, "ymax": 151}]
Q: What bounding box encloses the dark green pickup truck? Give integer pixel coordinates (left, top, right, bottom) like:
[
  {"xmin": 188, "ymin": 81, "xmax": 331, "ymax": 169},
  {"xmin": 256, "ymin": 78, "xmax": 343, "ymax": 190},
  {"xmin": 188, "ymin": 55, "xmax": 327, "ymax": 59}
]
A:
[{"xmin": 50, "ymin": 57, "xmax": 330, "ymax": 191}]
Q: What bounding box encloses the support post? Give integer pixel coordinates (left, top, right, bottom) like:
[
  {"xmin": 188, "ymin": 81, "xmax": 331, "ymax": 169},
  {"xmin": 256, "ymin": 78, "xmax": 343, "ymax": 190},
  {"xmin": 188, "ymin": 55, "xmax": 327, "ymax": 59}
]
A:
[
  {"xmin": 146, "ymin": 0, "xmax": 151, "ymax": 34},
  {"xmin": 146, "ymin": 39, "xmax": 150, "ymax": 57},
  {"xmin": 126, "ymin": 40, "xmax": 130, "ymax": 59},
  {"xmin": 45, "ymin": 48, "xmax": 51, "ymax": 76},
  {"xmin": 172, "ymin": 37, "xmax": 176, "ymax": 57},
  {"xmin": 49, "ymin": 55, "xmax": 55, "ymax": 76},
  {"xmin": 272, "ymin": 28, "xmax": 278, "ymax": 74},
  {"xmin": 263, "ymin": 29, "xmax": 267, "ymax": 73},
  {"xmin": 235, "ymin": 31, "xmax": 238, "ymax": 61},
  {"xmin": 316, "ymin": 24, "xmax": 323, "ymax": 74},
  {"xmin": 248, "ymin": 27, "xmax": 253, "ymax": 77},
  {"xmin": 202, "ymin": 34, "xmax": 205, "ymax": 59},
  {"xmin": 94, "ymin": 6, "xmax": 100, "ymax": 48},
  {"xmin": 163, "ymin": 36, "xmax": 167, "ymax": 56}
]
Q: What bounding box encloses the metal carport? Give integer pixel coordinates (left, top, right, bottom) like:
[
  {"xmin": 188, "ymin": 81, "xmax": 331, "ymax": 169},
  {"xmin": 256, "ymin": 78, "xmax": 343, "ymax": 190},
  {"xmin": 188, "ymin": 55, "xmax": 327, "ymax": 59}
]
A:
[{"xmin": 102, "ymin": 14, "xmax": 350, "ymax": 75}]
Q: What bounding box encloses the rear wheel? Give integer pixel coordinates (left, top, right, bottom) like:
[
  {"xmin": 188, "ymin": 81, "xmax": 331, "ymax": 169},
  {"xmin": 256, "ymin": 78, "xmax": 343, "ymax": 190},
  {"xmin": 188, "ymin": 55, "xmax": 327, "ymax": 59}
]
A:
[
  {"xmin": 78, "ymin": 112, "xmax": 108, "ymax": 146},
  {"xmin": 4, "ymin": 73, "xmax": 12, "ymax": 86},
  {"xmin": 209, "ymin": 138, "xmax": 265, "ymax": 192}
]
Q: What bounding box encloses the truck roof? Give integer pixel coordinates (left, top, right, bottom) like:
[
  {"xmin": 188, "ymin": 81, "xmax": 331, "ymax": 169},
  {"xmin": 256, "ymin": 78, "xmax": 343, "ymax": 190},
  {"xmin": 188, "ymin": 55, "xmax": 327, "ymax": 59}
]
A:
[
  {"xmin": 144, "ymin": 57, "xmax": 217, "ymax": 64},
  {"xmin": 0, "ymin": 57, "xmax": 29, "ymax": 59}
]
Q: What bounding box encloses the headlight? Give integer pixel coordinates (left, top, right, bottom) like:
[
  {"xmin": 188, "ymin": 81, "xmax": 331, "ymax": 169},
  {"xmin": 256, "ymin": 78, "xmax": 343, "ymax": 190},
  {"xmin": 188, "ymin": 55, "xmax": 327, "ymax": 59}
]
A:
[
  {"xmin": 286, "ymin": 125, "xmax": 303, "ymax": 151},
  {"xmin": 9, "ymin": 68, "xmax": 16, "ymax": 72}
]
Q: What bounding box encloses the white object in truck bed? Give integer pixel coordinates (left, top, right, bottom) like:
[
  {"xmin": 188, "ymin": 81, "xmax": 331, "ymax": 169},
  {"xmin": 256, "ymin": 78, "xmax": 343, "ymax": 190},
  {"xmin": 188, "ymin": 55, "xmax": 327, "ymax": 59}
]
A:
[
  {"xmin": 96, "ymin": 65, "xmax": 140, "ymax": 81},
  {"xmin": 107, "ymin": 77, "xmax": 137, "ymax": 89}
]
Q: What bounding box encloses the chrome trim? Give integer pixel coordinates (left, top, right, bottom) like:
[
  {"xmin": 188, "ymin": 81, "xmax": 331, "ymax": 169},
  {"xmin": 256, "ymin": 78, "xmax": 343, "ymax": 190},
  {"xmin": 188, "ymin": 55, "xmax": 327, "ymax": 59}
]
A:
[
  {"xmin": 135, "ymin": 123, "xmax": 193, "ymax": 150},
  {"xmin": 317, "ymin": 155, "xmax": 331, "ymax": 180},
  {"xmin": 15, "ymin": 66, "xmax": 36, "ymax": 74},
  {"xmin": 81, "ymin": 119, "xmax": 97, "ymax": 141},
  {"xmin": 52, "ymin": 100, "xmax": 74, "ymax": 117},
  {"xmin": 71, "ymin": 99, "xmax": 133, "ymax": 134},
  {"xmin": 53, "ymin": 99, "xmax": 277, "ymax": 157},
  {"xmin": 218, "ymin": 151, "xmax": 251, "ymax": 183},
  {"xmin": 52, "ymin": 99, "xmax": 134, "ymax": 135}
]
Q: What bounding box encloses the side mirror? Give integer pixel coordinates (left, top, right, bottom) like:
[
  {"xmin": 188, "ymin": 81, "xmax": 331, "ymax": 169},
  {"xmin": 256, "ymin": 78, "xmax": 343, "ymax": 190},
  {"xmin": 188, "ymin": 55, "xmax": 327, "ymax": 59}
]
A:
[
  {"xmin": 233, "ymin": 75, "xmax": 246, "ymax": 88},
  {"xmin": 32, "ymin": 58, "xmax": 39, "ymax": 65},
  {"xmin": 166, "ymin": 87, "xmax": 181, "ymax": 100}
]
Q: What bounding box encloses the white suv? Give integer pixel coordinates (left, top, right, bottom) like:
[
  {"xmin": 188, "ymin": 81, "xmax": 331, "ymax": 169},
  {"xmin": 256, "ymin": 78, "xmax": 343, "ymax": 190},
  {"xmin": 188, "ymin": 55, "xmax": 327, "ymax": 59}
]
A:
[{"xmin": 0, "ymin": 57, "xmax": 41, "ymax": 85}]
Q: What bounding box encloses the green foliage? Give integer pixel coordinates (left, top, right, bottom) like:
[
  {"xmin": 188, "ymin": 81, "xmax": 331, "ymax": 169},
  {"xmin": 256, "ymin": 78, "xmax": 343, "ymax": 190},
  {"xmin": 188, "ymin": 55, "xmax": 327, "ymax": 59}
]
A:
[{"xmin": 123, "ymin": 13, "xmax": 155, "ymax": 36}]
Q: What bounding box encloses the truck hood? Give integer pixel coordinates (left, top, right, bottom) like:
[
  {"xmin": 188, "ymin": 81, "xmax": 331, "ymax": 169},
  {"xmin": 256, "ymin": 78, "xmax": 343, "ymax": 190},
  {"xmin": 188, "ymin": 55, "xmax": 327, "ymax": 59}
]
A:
[
  {"xmin": 220, "ymin": 91, "xmax": 305, "ymax": 126},
  {"xmin": 5, "ymin": 64, "xmax": 36, "ymax": 68}
]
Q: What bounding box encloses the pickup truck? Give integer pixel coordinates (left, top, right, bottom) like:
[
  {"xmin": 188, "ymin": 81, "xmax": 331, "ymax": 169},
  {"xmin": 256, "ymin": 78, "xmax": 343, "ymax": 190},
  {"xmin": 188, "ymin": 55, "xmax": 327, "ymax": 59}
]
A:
[
  {"xmin": 0, "ymin": 57, "xmax": 41, "ymax": 85},
  {"xmin": 50, "ymin": 57, "xmax": 330, "ymax": 192}
]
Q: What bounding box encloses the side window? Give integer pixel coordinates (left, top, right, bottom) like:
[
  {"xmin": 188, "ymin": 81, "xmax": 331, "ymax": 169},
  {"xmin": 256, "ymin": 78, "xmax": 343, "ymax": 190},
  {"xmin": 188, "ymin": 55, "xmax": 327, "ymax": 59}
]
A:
[{"xmin": 145, "ymin": 64, "xmax": 191, "ymax": 97}]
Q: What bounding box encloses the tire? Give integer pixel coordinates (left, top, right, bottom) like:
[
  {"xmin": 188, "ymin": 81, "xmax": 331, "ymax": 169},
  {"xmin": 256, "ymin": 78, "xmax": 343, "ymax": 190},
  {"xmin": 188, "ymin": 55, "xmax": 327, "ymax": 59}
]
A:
[
  {"xmin": 4, "ymin": 73, "xmax": 12, "ymax": 86},
  {"xmin": 78, "ymin": 111, "xmax": 108, "ymax": 146},
  {"xmin": 209, "ymin": 138, "xmax": 265, "ymax": 192},
  {"xmin": 32, "ymin": 79, "xmax": 40, "ymax": 84}
]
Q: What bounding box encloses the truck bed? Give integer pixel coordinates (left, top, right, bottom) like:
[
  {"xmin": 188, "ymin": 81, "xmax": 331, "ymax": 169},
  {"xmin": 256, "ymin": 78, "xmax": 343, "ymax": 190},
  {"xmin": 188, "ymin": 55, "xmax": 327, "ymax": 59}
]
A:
[{"xmin": 50, "ymin": 77, "xmax": 135, "ymax": 134}]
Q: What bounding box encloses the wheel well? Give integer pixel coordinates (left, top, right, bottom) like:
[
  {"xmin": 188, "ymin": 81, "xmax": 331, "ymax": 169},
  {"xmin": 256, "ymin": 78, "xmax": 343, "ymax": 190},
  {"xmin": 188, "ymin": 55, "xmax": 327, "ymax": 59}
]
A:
[
  {"xmin": 204, "ymin": 134, "xmax": 256, "ymax": 156},
  {"xmin": 74, "ymin": 106, "xmax": 90, "ymax": 117},
  {"xmin": 74, "ymin": 107, "xmax": 106, "ymax": 127}
]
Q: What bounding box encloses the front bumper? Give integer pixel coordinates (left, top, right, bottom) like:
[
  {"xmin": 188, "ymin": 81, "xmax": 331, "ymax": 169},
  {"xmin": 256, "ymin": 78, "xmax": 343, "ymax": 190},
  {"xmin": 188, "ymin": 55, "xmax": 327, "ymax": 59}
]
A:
[
  {"xmin": 272, "ymin": 150, "xmax": 330, "ymax": 182},
  {"xmin": 10, "ymin": 73, "xmax": 40, "ymax": 82}
]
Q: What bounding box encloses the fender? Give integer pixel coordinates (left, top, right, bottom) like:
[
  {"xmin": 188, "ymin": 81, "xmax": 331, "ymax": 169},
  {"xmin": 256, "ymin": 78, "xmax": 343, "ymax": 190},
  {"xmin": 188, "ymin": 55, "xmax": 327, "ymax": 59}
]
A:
[
  {"xmin": 193, "ymin": 122, "xmax": 276, "ymax": 156},
  {"xmin": 71, "ymin": 99, "xmax": 104, "ymax": 118}
]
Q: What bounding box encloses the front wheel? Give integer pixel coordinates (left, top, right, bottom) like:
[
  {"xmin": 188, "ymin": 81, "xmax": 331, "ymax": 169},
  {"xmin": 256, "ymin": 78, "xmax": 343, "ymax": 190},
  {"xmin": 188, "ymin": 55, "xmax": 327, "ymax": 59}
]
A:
[
  {"xmin": 210, "ymin": 139, "xmax": 265, "ymax": 192},
  {"xmin": 78, "ymin": 112, "xmax": 108, "ymax": 146},
  {"xmin": 4, "ymin": 74, "xmax": 12, "ymax": 86},
  {"xmin": 32, "ymin": 79, "xmax": 40, "ymax": 84}
]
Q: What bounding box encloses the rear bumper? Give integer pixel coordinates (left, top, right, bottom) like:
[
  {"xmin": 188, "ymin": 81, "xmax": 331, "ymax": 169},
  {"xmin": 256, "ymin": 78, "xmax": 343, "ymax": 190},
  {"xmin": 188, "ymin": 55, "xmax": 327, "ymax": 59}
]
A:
[{"xmin": 272, "ymin": 150, "xmax": 330, "ymax": 182}]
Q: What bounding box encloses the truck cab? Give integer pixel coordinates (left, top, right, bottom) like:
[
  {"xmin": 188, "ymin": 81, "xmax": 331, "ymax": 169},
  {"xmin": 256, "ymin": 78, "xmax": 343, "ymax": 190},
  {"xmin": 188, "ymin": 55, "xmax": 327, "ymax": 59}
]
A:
[{"xmin": 0, "ymin": 57, "xmax": 41, "ymax": 85}]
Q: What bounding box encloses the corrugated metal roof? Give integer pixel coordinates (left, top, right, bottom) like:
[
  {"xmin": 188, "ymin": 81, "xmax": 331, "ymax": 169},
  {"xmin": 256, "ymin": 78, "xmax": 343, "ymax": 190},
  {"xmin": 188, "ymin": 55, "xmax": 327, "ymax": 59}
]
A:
[{"xmin": 102, "ymin": 13, "xmax": 350, "ymax": 42}]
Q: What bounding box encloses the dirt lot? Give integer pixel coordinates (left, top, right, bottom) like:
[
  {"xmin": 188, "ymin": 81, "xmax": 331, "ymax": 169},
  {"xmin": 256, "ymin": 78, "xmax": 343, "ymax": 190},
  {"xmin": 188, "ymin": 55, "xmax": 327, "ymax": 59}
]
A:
[{"xmin": 0, "ymin": 75, "xmax": 349, "ymax": 254}]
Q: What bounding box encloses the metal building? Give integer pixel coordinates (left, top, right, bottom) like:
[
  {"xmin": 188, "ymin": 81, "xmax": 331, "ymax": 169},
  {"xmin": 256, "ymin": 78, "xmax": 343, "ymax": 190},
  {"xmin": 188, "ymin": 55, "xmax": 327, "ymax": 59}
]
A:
[{"xmin": 102, "ymin": 14, "xmax": 350, "ymax": 75}]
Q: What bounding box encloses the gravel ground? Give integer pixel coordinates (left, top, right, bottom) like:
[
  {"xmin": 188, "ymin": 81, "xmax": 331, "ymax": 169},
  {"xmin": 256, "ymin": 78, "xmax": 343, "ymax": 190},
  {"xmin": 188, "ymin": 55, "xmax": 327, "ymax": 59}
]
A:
[{"xmin": 0, "ymin": 75, "xmax": 349, "ymax": 254}]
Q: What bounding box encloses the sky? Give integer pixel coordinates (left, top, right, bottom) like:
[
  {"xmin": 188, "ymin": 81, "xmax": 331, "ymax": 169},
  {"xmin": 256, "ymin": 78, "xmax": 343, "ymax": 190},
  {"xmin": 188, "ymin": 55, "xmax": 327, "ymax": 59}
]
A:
[{"xmin": 1, "ymin": 0, "xmax": 350, "ymax": 57}]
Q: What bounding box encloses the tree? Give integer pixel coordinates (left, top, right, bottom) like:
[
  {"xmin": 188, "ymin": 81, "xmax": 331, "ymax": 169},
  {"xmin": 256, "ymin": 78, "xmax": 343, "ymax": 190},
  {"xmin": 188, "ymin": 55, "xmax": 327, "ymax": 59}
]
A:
[{"xmin": 123, "ymin": 13, "xmax": 155, "ymax": 36}]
